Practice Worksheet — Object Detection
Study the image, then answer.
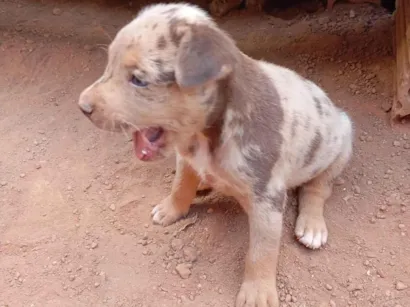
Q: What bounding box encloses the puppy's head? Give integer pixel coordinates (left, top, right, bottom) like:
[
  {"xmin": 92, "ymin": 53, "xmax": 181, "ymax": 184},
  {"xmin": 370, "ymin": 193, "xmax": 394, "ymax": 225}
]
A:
[{"xmin": 78, "ymin": 3, "xmax": 240, "ymax": 162}]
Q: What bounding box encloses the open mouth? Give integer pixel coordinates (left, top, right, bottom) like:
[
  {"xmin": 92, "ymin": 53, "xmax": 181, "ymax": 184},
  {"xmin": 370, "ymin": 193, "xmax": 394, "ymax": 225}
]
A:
[{"xmin": 132, "ymin": 127, "xmax": 165, "ymax": 161}]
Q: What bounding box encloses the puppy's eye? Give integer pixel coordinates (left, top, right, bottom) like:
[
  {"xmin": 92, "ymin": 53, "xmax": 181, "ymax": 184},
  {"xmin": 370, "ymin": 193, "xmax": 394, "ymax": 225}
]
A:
[{"xmin": 130, "ymin": 75, "xmax": 148, "ymax": 87}]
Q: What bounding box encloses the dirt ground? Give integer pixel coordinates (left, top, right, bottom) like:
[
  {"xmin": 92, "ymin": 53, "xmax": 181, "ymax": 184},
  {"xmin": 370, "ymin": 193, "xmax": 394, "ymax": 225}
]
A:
[{"xmin": 1, "ymin": 0, "xmax": 410, "ymax": 306}]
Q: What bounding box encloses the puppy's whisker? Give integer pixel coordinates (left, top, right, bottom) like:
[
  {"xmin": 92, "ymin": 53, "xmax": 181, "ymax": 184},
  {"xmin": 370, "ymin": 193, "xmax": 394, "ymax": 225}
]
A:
[
  {"xmin": 97, "ymin": 45, "xmax": 108, "ymax": 54},
  {"xmin": 96, "ymin": 26, "xmax": 113, "ymax": 42},
  {"xmin": 120, "ymin": 125, "xmax": 131, "ymax": 140},
  {"xmin": 122, "ymin": 119, "xmax": 139, "ymax": 132}
]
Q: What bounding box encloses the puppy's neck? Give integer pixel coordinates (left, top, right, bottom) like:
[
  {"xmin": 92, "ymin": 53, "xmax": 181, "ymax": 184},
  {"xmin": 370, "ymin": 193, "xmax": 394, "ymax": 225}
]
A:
[
  {"xmin": 200, "ymin": 54, "xmax": 258, "ymax": 154},
  {"xmin": 227, "ymin": 55, "xmax": 261, "ymax": 113},
  {"xmin": 202, "ymin": 77, "xmax": 230, "ymax": 153}
]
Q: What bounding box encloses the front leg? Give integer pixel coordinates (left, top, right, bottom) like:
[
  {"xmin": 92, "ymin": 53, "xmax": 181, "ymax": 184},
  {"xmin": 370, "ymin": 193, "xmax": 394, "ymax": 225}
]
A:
[
  {"xmin": 151, "ymin": 153, "xmax": 200, "ymax": 226},
  {"xmin": 236, "ymin": 190, "xmax": 286, "ymax": 307}
]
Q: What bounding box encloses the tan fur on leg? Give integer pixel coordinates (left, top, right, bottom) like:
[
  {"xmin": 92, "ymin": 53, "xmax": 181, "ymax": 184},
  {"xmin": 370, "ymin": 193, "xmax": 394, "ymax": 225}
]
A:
[
  {"xmin": 296, "ymin": 178, "xmax": 331, "ymax": 249},
  {"xmin": 151, "ymin": 154, "xmax": 200, "ymax": 226},
  {"xmin": 236, "ymin": 195, "xmax": 285, "ymax": 307}
]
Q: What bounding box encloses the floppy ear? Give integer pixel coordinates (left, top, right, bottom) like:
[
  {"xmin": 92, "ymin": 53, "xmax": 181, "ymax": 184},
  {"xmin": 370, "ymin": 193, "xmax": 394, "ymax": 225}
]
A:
[{"xmin": 175, "ymin": 24, "xmax": 239, "ymax": 88}]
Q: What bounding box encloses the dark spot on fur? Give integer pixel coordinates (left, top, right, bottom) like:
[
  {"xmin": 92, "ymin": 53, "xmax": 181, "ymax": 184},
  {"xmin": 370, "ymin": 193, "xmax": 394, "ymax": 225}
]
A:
[
  {"xmin": 291, "ymin": 116, "xmax": 298, "ymax": 139},
  {"xmin": 187, "ymin": 138, "xmax": 199, "ymax": 155},
  {"xmin": 158, "ymin": 70, "xmax": 176, "ymax": 83},
  {"xmin": 152, "ymin": 59, "xmax": 175, "ymax": 83},
  {"xmin": 304, "ymin": 129, "xmax": 322, "ymax": 167},
  {"xmin": 314, "ymin": 97, "xmax": 323, "ymax": 116},
  {"xmin": 157, "ymin": 35, "xmax": 167, "ymax": 50},
  {"xmin": 153, "ymin": 58, "xmax": 163, "ymax": 67},
  {"xmin": 203, "ymin": 120, "xmax": 223, "ymax": 153},
  {"xmin": 169, "ymin": 18, "xmax": 184, "ymax": 47},
  {"xmin": 304, "ymin": 117, "xmax": 311, "ymax": 131},
  {"xmin": 188, "ymin": 144, "xmax": 196, "ymax": 154},
  {"xmin": 152, "ymin": 23, "xmax": 158, "ymax": 30},
  {"xmin": 162, "ymin": 7, "xmax": 178, "ymax": 16},
  {"xmin": 230, "ymin": 59, "xmax": 284, "ymax": 201},
  {"xmin": 267, "ymin": 189, "xmax": 286, "ymax": 212}
]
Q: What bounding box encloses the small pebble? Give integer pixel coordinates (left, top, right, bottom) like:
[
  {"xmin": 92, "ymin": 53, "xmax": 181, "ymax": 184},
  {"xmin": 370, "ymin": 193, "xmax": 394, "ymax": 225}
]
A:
[
  {"xmin": 109, "ymin": 204, "xmax": 116, "ymax": 211},
  {"xmin": 171, "ymin": 239, "xmax": 184, "ymax": 251},
  {"xmin": 377, "ymin": 268, "xmax": 386, "ymax": 278},
  {"xmin": 396, "ymin": 281, "xmax": 408, "ymax": 291},
  {"xmin": 91, "ymin": 242, "xmax": 98, "ymax": 249},
  {"xmin": 183, "ymin": 246, "xmax": 198, "ymax": 263},
  {"xmin": 334, "ymin": 177, "xmax": 345, "ymax": 186},
  {"xmin": 325, "ymin": 284, "xmax": 333, "ymax": 291},
  {"xmin": 175, "ymin": 263, "xmax": 192, "ymax": 279},
  {"xmin": 52, "ymin": 8, "xmax": 62, "ymax": 15},
  {"xmin": 376, "ymin": 213, "xmax": 386, "ymax": 219},
  {"xmin": 387, "ymin": 193, "xmax": 401, "ymax": 206},
  {"xmin": 381, "ymin": 101, "xmax": 391, "ymax": 111}
]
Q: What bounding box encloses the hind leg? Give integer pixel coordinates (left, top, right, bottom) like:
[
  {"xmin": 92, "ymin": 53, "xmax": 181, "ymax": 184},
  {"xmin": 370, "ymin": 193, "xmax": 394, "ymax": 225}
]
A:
[{"xmin": 295, "ymin": 139, "xmax": 352, "ymax": 249}]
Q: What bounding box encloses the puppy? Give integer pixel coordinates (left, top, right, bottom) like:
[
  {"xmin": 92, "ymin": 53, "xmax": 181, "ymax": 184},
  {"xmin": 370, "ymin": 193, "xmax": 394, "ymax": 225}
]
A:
[{"xmin": 78, "ymin": 3, "xmax": 353, "ymax": 306}]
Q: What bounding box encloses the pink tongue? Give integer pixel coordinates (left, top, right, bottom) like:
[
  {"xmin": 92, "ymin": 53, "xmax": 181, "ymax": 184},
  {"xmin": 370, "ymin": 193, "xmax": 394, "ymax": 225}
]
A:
[{"xmin": 132, "ymin": 130, "xmax": 157, "ymax": 161}]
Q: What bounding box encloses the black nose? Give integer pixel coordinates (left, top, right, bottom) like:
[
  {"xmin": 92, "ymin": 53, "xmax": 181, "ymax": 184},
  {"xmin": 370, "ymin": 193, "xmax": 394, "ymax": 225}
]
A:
[{"xmin": 79, "ymin": 102, "xmax": 93, "ymax": 116}]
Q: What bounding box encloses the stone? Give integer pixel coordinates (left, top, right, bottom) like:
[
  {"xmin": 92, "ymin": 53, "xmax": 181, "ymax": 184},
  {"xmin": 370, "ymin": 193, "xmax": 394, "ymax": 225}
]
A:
[
  {"xmin": 183, "ymin": 246, "xmax": 198, "ymax": 262},
  {"xmin": 171, "ymin": 239, "xmax": 184, "ymax": 251},
  {"xmin": 52, "ymin": 8, "xmax": 62, "ymax": 15},
  {"xmin": 396, "ymin": 281, "xmax": 408, "ymax": 291},
  {"xmin": 176, "ymin": 263, "xmax": 192, "ymax": 279}
]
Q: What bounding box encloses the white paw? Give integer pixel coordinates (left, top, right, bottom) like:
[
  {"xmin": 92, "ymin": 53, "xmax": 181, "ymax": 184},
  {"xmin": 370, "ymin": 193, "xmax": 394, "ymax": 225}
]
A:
[
  {"xmin": 295, "ymin": 213, "xmax": 328, "ymax": 249},
  {"xmin": 151, "ymin": 198, "xmax": 185, "ymax": 226},
  {"xmin": 236, "ymin": 280, "xmax": 279, "ymax": 307}
]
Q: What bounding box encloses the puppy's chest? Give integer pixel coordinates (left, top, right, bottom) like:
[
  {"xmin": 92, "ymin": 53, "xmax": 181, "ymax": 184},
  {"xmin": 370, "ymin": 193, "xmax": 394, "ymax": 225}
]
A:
[{"xmin": 188, "ymin": 142, "xmax": 248, "ymax": 199}]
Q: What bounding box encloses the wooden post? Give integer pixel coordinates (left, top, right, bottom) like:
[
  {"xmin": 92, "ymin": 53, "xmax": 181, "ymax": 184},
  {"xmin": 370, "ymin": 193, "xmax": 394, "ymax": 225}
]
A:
[{"xmin": 392, "ymin": 0, "xmax": 410, "ymax": 120}]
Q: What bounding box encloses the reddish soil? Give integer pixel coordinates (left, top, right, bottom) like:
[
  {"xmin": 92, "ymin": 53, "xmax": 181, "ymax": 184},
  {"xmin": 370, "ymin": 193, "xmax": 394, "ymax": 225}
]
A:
[{"xmin": 1, "ymin": 1, "xmax": 409, "ymax": 307}]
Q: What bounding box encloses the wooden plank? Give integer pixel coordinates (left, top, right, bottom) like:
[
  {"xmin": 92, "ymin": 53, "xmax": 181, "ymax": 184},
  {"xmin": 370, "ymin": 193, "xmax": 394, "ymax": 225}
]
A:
[{"xmin": 391, "ymin": 0, "xmax": 410, "ymax": 120}]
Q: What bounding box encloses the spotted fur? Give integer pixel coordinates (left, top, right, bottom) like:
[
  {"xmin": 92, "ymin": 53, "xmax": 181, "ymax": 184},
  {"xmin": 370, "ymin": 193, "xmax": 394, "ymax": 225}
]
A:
[{"xmin": 78, "ymin": 4, "xmax": 353, "ymax": 307}]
